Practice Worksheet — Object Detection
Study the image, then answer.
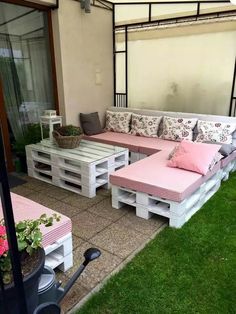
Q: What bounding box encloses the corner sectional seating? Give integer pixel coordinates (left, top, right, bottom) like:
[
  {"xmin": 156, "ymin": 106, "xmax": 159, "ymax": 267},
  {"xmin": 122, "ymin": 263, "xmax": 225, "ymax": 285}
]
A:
[
  {"xmin": 84, "ymin": 131, "xmax": 178, "ymax": 158},
  {"xmin": 83, "ymin": 107, "xmax": 236, "ymax": 228},
  {"xmin": 0, "ymin": 193, "xmax": 73, "ymax": 272}
]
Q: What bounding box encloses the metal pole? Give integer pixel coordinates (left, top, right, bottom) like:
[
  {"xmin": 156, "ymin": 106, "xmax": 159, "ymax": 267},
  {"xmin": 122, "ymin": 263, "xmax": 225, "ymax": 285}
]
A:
[
  {"xmin": 0, "ymin": 272, "xmax": 9, "ymax": 314},
  {"xmin": 149, "ymin": 3, "xmax": 152, "ymax": 22},
  {"xmin": 125, "ymin": 26, "xmax": 128, "ymax": 108},
  {"xmin": 112, "ymin": 3, "xmax": 116, "ymax": 107},
  {"xmin": 0, "ymin": 128, "xmax": 28, "ymax": 314},
  {"xmin": 229, "ymin": 57, "xmax": 236, "ymax": 116}
]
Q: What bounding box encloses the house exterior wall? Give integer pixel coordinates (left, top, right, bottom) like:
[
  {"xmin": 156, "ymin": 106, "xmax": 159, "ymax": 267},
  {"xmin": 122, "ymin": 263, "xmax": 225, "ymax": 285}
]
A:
[
  {"xmin": 24, "ymin": 0, "xmax": 113, "ymax": 126},
  {"xmin": 51, "ymin": 1, "xmax": 113, "ymax": 126}
]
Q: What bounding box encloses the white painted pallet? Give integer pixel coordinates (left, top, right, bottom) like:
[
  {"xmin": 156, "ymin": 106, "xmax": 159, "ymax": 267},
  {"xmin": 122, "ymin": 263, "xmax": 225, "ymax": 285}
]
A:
[
  {"xmin": 221, "ymin": 158, "xmax": 236, "ymax": 181},
  {"xmin": 44, "ymin": 233, "xmax": 73, "ymax": 272},
  {"xmin": 112, "ymin": 169, "xmax": 223, "ymax": 228},
  {"xmin": 26, "ymin": 140, "xmax": 129, "ymax": 198},
  {"xmin": 129, "ymin": 152, "xmax": 147, "ymax": 164}
]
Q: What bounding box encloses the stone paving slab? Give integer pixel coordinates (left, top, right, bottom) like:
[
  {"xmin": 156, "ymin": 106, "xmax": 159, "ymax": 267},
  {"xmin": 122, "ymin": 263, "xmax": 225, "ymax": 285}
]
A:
[
  {"xmin": 61, "ymin": 282, "xmax": 89, "ymax": 314},
  {"xmin": 87, "ymin": 197, "xmax": 129, "ymax": 222},
  {"xmin": 21, "ymin": 180, "xmax": 53, "ymax": 192},
  {"xmin": 43, "ymin": 186, "xmax": 74, "ymax": 201},
  {"xmin": 90, "ymin": 222, "xmax": 150, "ymax": 259},
  {"xmin": 66, "ymin": 242, "xmax": 122, "ymax": 290},
  {"xmin": 49, "ymin": 201, "xmax": 82, "ymax": 218},
  {"xmin": 72, "ymin": 211, "xmax": 112, "ymax": 240},
  {"xmin": 116, "ymin": 211, "xmax": 167, "ymax": 236},
  {"xmin": 72, "ymin": 235, "xmax": 85, "ymax": 250},
  {"xmin": 11, "ymin": 176, "xmax": 166, "ymax": 313},
  {"xmin": 25, "ymin": 191, "xmax": 58, "ymax": 207},
  {"xmin": 63, "ymin": 194, "xmax": 106, "ymax": 210},
  {"xmin": 11, "ymin": 185, "xmax": 33, "ymax": 197}
]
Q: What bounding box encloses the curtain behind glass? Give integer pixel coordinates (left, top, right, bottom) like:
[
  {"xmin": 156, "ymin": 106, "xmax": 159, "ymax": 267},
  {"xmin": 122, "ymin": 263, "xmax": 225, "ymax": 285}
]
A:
[
  {"xmin": 27, "ymin": 37, "xmax": 54, "ymax": 110},
  {"xmin": 0, "ymin": 3, "xmax": 55, "ymax": 142},
  {"xmin": 0, "ymin": 34, "xmax": 25, "ymax": 141}
]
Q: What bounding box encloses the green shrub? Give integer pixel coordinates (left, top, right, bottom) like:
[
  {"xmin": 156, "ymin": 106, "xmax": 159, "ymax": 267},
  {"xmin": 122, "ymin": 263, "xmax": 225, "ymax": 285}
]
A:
[
  {"xmin": 56, "ymin": 125, "xmax": 82, "ymax": 136},
  {"xmin": 13, "ymin": 123, "xmax": 42, "ymax": 156}
]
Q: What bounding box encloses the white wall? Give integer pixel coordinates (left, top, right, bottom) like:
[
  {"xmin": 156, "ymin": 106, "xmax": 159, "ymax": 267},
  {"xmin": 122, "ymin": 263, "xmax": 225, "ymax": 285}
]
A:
[
  {"xmin": 116, "ymin": 22, "xmax": 236, "ymax": 116},
  {"xmin": 51, "ymin": 1, "xmax": 113, "ymax": 126}
]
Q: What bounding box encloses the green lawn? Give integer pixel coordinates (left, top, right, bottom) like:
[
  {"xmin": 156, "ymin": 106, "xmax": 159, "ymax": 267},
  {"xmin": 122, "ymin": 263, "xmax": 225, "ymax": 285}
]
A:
[{"xmin": 77, "ymin": 172, "xmax": 236, "ymax": 314}]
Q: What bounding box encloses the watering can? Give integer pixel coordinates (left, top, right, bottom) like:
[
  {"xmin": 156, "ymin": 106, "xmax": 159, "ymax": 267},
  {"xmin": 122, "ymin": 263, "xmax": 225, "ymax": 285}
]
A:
[{"xmin": 34, "ymin": 248, "xmax": 101, "ymax": 314}]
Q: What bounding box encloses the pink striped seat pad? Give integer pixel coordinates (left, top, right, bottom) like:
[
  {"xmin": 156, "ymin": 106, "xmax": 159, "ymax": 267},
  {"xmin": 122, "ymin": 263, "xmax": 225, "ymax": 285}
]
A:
[
  {"xmin": 221, "ymin": 150, "xmax": 236, "ymax": 168},
  {"xmin": 0, "ymin": 193, "xmax": 72, "ymax": 248},
  {"xmin": 110, "ymin": 151, "xmax": 221, "ymax": 202},
  {"xmin": 84, "ymin": 132, "xmax": 177, "ymax": 154}
]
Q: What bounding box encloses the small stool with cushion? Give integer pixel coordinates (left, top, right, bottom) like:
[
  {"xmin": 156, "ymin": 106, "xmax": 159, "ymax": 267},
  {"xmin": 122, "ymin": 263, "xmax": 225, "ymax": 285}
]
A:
[{"xmin": 0, "ymin": 193, "xmax": 73, "ymax": 272}]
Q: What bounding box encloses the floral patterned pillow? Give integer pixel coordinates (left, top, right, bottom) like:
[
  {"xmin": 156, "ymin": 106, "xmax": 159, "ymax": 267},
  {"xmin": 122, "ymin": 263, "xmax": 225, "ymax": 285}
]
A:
[
  {"xmin": 160, "ymin": 116, "xmax": 197, "ymax": 141},
  {"xmin": 105, "ymin": 111, "xmax": 132, "ymax": 133},
  {"xmin": 195, "ymin": 120, "xmax": 236, "ymax": 144},
  {"xmin": 130, "ymin": 114, "xmax": 162, "ymax": 137}
]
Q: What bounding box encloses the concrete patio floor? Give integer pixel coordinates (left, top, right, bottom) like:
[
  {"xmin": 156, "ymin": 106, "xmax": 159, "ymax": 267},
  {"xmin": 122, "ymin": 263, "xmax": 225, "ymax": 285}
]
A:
[{"xmin": 11, "ymin": 176, "xmax": 167, "ymax": 313}]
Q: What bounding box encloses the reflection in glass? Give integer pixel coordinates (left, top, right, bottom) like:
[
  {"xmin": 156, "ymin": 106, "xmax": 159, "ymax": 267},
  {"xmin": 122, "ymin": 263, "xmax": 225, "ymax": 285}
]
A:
[{"xmin": 0, "ymin": 2, "xmax": 55, "ymax": 142}]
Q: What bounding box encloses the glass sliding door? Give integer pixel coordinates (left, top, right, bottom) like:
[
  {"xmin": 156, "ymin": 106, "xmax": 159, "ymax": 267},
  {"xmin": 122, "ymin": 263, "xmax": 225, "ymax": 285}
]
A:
[{"xmin": 0, "ymin": 2, "xmax": 56, "ymax": 170}]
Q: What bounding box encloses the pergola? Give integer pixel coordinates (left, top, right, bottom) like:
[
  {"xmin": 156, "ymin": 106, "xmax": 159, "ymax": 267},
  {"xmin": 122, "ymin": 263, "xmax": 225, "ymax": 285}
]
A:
[{"xmin": 0, "ymin": 1, "xmax": 236, "ymax": 312}]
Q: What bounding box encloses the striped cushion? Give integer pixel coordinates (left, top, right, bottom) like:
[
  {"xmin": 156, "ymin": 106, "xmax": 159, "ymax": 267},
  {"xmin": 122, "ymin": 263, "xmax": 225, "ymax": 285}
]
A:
[{"xmin": 0, "ymin": 193, "xmax": 72, "ymax": 248}]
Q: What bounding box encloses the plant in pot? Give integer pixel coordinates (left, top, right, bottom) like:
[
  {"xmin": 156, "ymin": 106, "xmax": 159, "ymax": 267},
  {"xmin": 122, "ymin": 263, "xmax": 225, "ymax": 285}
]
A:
[
  {"xmin": 0, "ymin": 213, "xmax": 60, "ymax": 314},
  {"xmin": 53, "ymin": 125, "xmax": 83, "ymax": 149},
  {"xmin": 13, "ymin": 123, "xmax": 42, "ymax": 173}
]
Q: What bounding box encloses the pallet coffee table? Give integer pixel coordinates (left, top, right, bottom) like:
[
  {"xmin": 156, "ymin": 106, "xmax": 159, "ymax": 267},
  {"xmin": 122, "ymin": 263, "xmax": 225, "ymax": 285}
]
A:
[{"xmin": 26, "ymin": 140, "xmax": 129, "ymax": 198}]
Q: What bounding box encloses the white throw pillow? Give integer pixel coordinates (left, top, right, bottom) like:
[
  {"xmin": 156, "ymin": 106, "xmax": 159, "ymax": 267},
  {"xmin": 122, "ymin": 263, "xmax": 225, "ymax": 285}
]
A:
[
  {"xmin": 130, "ymin": 114, "xmax": 162, "ymax": 137},
  {"xmin": 160, "ymin": 116, "xmax": 197, "ymax": 141},
  {"xmin": 105, "ymin": 111, "xmax": 132, "ymax": 133},
  {"xmin": 195, "ymin": 120, "xmax": 236, "ymax": 144}
]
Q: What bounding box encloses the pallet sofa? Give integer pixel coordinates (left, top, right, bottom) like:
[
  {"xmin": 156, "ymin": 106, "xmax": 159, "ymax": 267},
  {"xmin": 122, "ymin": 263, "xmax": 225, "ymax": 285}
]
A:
[
  {"xmin": 0, "ymin": 193, "xmax": 73, "ymax": 272},
  {"xmin": 84, "ymin": 107, "xmax": 236, "ymax": 228}
]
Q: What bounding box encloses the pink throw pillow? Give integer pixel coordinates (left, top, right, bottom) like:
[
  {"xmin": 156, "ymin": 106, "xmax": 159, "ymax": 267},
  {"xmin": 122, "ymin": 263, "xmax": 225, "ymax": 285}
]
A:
[{"xmin": 167, "ymin": 140, "xmax": 221, "ymax": 175}]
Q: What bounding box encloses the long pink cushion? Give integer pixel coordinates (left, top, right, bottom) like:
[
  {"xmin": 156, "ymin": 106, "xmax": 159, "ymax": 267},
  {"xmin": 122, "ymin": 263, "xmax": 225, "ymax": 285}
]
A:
[
  {"xmin": 135, "ymin": 137, "xmax": 177, "ymax": 155},
  {"xmin": 110, "ymin": 150, "xmax": 221, "ymax": 202},
  {"xmin": 84, "ymin": 132, "xmax": 177, "ymax": 154},
  {"xmin": 0, "ymin": 193, "xmax": 72, "ymax": 248},
  {"xmin": 221, "ymin": 150, "xmax": 236, "ymax": 168},
  {"xmin": 83, "ymin": 132, "xmax": 140, "ymax": 152}
]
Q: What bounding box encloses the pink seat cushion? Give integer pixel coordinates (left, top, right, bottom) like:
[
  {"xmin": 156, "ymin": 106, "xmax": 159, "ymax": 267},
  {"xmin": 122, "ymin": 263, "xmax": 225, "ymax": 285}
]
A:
[
  {"xmin": 221, "ymin": 150, "xmax": 236, "ymax": 168},
  {"xmin": 84, "ymin": 132, "xmax": 177, "ymax": 154},
  {"xmin": 110, "ymin": 150, "xmax": 221, "ymax": 202},
  {"xmin": 0, "ymin": 193, "xmax": 72, "ymax": 248},
  {"xmin": 83, "ymin": 132, "xmax": 140, "ymax": 152},
  {"xmin": 167, "ymin": 141, "xmax": 221, "ymax": 175},
  {"xmin": 136, "ymin": 137, "xmax": 177, "ymax": 155}
]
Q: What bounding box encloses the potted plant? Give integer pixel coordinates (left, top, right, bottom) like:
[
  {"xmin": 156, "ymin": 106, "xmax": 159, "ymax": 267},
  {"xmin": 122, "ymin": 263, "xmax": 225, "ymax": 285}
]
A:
[
  {"xmin": 0, "ymin": 213, "xmax": 60, "ymax": 314},
  {"xmin": 13, "ymin": 123, "xmax": 42, "ymax": 172},
  {"xmin": 53, "ymin": 125, "xmax": 83, "ymax": 149}
]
